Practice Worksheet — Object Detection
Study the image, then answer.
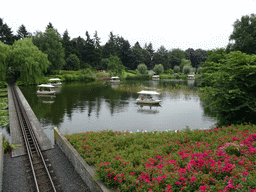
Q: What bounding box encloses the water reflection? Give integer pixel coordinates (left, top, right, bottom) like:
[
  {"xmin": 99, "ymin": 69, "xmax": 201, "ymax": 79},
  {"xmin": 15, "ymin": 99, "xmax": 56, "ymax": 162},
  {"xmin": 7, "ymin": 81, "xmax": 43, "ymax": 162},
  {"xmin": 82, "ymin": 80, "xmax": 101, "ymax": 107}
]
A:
[
  {"xmin": 37, "ymin": 95, "xmax": 56, "ymax": 104},
  {"xmin": 18, "ymin": 80, "xmax": 216, "ymax": 143},
  {"xmin": 137, "ymin": 103, "xmax": 161, "ymax": 114}
]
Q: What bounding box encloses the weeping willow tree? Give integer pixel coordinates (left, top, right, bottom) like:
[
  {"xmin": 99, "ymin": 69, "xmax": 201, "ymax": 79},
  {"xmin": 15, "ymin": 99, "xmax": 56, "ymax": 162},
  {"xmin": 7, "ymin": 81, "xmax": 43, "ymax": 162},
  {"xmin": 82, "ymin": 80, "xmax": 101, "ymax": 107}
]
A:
[
  {"xmin": 0, "ymin": 42, "xmax": 10, "ymax": 81},
  {"xmin": 9, "ymin": 38, "xmax": 50, "ymax": 85}
]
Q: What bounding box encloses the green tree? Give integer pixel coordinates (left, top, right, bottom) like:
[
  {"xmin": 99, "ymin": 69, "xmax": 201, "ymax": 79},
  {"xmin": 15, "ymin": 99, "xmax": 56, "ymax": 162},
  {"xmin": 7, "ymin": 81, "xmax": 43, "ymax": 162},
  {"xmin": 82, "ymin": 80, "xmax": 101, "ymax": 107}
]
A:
[
  {"xmin": 93, "ymin": 30, "xmax": 101, "ymax": 69},
  {"xmin": 137, "ymin": 63, "xmax": 148, "ymax": 74},
  {"xmin": 118, "ymin": 37, "xmax": 132, "ymax": 70},
  {"xmin": 146, "ymin": 42, "xmax": 154, "ymax": 69},
  {"xmin": 153, "ymin": 45, "xmax": 169, "ymax": 70},
  {"xmin": 46, "ymin": 22, "xmax": 54, "ymax": 30},
  {"xmin": 107, "ymin": 55, "xmax": 124, "ymax": 76},
  {"xmin": 168, "ymin": 48, "xmax": 187, "ymax": 69},
  {"xmin": 84, "ymin": 31, "xmax": 96, "ymax": 67},
  {"xmin": 180, "ymin": 59, "xmax": 191, "ymax": 72},
  {"xmin": 99, "ymin": 58, "xmax": 110, "ymax": 70},
  {"xmin": 102, "ymin": 32, "xmax": 118, "ymax": 58},
  {"xmin": 130, "ymin": 42, "xmax": 144, "ymax": 70},
  {"xmin": 173, "ymin": 65, "xmax": 180, "ymax": 73},
  {"xmin": 201, "ymin": 49, "xmax": 227, "ymax": 87},
  {"xmin": 201, "ymin": 51, "xmax": 256, "ymax": 126},
  {"xmin": 228, "ymin": 14, "xmax": 256, "ymax": 55},
  {"xmin": 9, "ymin": 38, "xmax": 50, "ymax": 85},
  {"xmin": 183, "ymin": 65, "xmax": 191, "ymax": 75},
  {"xmin": 66, "ymin": 54, "xmax": 80, "ymax": 70},
  {"xmin": 0, "ymin": 42, "xmax": 10, "ymax": 81},
  {"xmin": 32, "ymin": 28, "xmax": 65, "ymax": 73},
  {"xmin": 153, "ymin": 64, "xmax": 164, "ymax": 75},
  {"xmin": 61, "ymin": 29, "xmax": 73, "ymax": 60},
  {"xmin": 16, "ymin": 24, "xmax": 29, "ymax": 40},
  {"xmin": 0, "ymin": 18, "xmax": 14, "ymax": 45}
]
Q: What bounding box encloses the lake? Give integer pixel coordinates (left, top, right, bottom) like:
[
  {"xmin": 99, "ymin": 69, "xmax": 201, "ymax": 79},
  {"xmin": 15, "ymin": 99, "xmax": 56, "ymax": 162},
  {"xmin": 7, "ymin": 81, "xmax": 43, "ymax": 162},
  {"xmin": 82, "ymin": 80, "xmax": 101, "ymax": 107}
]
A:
[{"xmin": 2, "ymin": 79, "xmax": 216, "ymax": 144}]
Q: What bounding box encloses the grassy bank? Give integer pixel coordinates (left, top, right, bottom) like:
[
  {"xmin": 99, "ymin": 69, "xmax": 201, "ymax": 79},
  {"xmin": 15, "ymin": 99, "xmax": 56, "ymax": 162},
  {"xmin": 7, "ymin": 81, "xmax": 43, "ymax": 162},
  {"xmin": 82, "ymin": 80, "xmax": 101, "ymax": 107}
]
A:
[{"xmin": 66, "ymin": 124, "xmax": 256, "ymax": 191}]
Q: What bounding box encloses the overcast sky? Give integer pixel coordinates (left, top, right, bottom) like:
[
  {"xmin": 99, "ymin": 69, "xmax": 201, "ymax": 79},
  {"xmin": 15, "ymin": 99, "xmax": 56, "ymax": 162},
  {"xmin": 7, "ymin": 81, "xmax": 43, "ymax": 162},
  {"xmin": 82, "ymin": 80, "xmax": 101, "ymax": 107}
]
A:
[{"xmin": 1, "ymin": 0, "xmax": 256, "ymax": 51}]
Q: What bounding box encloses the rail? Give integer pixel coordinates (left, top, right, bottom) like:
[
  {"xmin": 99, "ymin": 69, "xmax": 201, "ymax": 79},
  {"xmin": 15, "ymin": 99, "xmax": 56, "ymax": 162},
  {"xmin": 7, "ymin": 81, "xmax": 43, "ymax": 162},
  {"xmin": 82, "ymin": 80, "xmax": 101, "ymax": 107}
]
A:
[{"xmin": 10, "ymin": 84, "xmax": 57, "ymax": 192}]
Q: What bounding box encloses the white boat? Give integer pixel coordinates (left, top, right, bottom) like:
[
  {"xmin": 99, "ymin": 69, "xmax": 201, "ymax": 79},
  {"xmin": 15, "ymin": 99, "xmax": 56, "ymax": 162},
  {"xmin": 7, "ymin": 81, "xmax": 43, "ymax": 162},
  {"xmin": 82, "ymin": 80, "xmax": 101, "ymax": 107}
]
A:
[
  {"xmin": 48, "ymin": 78, "xmax": 62, "ymax": 86},
  {"xmin": 37, "ymin": 84, "xmax": 56, "ymax": 95},
  {"xmin": 110, "ymin": 76, "xmax": 120, "ymax": 83},
  {"xmin": 136, "ymin": 90, "xmax": 162, "ymax": 104},
  {"xmin": 152, "ymin": 75, "xmax": 160, "ymax": 80},
  {"xmin": 187, "ymin": 75, "xmax": 195, "ymax": 80}
]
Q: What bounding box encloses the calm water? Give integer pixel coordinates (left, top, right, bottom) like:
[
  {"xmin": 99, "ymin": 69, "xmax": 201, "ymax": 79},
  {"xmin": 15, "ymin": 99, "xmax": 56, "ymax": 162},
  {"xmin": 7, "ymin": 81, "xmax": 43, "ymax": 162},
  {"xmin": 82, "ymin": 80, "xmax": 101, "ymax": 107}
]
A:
[{"xmin": 4, "ymin": 80, "xmax": 216, "ymax": 144}]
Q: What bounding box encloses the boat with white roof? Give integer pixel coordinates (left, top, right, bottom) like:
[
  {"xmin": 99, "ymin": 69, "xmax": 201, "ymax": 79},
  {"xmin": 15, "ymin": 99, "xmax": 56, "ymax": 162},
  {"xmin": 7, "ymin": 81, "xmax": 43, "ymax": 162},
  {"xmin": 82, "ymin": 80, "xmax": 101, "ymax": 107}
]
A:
[
  {"xmin": 37, "ymin": 84, "xmax": 56, "ymax": 95},
  {"xmin": 136, "ymin": 90, "xmax": 162, "ymax": 104},
  {"xmin": 110, "ymin": 76, "xmax": 120, "ymax": 83},
  {"xmin": 48, "ymin": 78, "xmax": 62, "ymax": 86}
]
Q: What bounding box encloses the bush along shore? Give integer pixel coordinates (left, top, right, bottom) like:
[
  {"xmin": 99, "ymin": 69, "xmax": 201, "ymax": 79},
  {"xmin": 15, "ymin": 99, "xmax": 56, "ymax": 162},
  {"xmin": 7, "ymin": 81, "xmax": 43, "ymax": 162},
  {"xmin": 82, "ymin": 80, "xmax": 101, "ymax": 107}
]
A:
[
  {"xmin": 65, "ymin": 124, "xmax": 256, "ymax": 192},
  {"xmin": 0, "ymin": 84, "xmax": 9, "ymax": 127}
]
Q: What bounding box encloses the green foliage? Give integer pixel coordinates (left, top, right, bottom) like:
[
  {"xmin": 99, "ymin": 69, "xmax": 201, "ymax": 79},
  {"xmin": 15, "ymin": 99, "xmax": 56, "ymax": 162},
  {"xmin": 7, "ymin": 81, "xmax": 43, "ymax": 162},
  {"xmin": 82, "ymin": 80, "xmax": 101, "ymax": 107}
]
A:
[
  {"xmin": 183, "ymin": 65, "xmax": 191, "ymax": 75},
  {"xmin": 153, "ymin": 64, "xmax": 164, "ymax": 75},
  {"xmin": 0, "ymin": 42, "xmax": 10, "ymax": 81},
  {"xmin": 81, "ymin": 68, "xmax": 92, "ymax": 76},
  {"xmin": 201, "ymin": 51, "xmax": 256, "ymax": 126},
  {"xmin": 62, "ymin": 73, "xmax": 96, "ymax": 82},
  {"xmin": 127, "ymin": 70, "xmax": 136, "ymax": 74},
  {"xmin": 107, "ymin": 55, "xmax": 124, "ymax": 76},
  {"xmin": 201, "ymin": 49, "xmax": 227, "ymax": 87},
  {"xmin": 0, "ymin": 81, "xmax": 8, "ymax": 88},
  {"xmin": 180, "ymin": 58, "xmax": 191, "ymax": 72},
  {"xmin": 3, "ymin": 137, "xmax": 21, "ymax": 154},
  {"xmin": 32, "ymin": 28, "xmax": 65, "ymax": 72},
  {"xmin": 9, "ymin": 38, "xmax": 50, "ymax": 85},
  {"xmin": 99, "ymin": 58, "xmax": 110, "ymax": 70},
  {"xmin": 125, "ymin": 74, "xmax": 151, "ymax": 80},
  {"xmin": 168, "ymin": 48, "xmax": 187, "ymax": 69},
  {"xmin": 137, "ymin": 63, "xmax": 148, "ymax": 74},
  {"xmin": 173, "ymin": 65, "xmax": 180, "ymax": 73},
  {"xmin": 165, "ymin": 68, "xmax": 174, "ymax": 74},
  {"xmin": 228, "ymin": 14, "xmax": 256, "ymax": 55},
  {"xmin": 66, "ymin": 54, "xmax": 80, "ymax": 70}
]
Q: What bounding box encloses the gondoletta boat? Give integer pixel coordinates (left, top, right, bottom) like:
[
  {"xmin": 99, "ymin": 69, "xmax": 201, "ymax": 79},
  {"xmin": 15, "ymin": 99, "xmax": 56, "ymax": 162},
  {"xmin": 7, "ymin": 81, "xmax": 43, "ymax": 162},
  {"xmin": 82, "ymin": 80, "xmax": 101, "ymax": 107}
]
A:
[
  {"xmin": 136, "ymin": 90, "xmax": 162, "ymax": 104},
  {"xmin": 37, "ymin": 84, "xmax": 56, "ymax": 95}
]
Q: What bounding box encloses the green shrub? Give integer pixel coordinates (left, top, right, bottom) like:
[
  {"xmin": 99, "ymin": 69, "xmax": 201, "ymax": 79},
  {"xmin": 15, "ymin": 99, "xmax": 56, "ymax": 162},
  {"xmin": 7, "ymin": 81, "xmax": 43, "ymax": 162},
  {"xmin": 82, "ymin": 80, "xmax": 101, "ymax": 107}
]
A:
[{"xmin": 125, "ymin": 74, "xmax": 151, "ymax": 80}]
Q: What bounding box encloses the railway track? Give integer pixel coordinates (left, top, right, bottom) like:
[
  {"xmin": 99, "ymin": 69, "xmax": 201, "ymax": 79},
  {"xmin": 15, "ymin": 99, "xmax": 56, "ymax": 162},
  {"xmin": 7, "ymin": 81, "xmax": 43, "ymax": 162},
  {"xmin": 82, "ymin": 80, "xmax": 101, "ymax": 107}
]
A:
[{"xmin": 10, "ymin": 84, "xmax": 60, "ymax": 192}]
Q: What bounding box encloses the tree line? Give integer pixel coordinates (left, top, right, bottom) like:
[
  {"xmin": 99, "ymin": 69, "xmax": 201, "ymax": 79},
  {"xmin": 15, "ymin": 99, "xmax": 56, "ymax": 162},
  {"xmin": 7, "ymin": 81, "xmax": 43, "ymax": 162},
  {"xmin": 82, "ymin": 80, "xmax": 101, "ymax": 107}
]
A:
[{"xmin": 0, "ymin": 19, "xmax": 208, "ymax": 74}]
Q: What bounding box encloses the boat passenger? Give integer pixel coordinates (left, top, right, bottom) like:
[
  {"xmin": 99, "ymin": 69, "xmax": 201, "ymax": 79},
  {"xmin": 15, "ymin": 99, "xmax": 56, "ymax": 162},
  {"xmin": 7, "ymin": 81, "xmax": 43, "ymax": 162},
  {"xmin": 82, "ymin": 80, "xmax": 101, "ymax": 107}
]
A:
[{"xmin": 141, "ymin": 96, "xmax": 144, "ymax": 100}]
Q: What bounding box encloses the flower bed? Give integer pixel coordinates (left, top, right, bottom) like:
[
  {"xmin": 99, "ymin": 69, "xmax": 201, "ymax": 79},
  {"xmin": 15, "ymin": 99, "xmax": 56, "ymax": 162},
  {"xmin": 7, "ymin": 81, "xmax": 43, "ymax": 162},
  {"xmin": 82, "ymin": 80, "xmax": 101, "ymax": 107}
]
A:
[{"xmin": 65, "ymin": 124, "xmax": 256, "ymax": 191}]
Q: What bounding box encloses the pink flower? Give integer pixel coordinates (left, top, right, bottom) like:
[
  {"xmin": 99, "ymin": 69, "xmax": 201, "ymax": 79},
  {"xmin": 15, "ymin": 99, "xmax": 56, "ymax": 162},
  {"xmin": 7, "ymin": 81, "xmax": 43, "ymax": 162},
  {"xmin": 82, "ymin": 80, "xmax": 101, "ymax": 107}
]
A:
[
  {"xmin": 167, "ymin": 184, "xmax": 172, "ymax": 190},
  {"xmin": 199, "ymin": 186, "xmax": 208, "ymax": 192},
  {"xmin": 82, "ymin": 140, "xmax": 85, "ymax": 142},
  {"xmin": 190, "ymin": 176, "xmax": 197, "ymax": 183},
  {"xmin": 231, "ymin": 137, "xmax": 240, "ymax": 141},
  {"xmin": 241, "ymin": 178, "xmax": 246, "ymax": 181}
]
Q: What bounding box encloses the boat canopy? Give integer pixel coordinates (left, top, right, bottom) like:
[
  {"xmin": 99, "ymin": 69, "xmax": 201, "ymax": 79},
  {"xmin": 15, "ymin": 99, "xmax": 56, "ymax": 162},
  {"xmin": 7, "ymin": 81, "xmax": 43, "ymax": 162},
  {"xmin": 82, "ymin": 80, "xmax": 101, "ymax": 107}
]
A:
[
  {"xmin": 49, "ymin": 78, "xmax": 61, "ymax": 81},
  {"xmin": 111, "ymin": 76, "xmax": 119, "ymax": 79},
  {"xmin": 137, "ymin": 90, "xmax": 160, "ymax": 95},
  {"xmin": 38, "ymin": 84, "xmax": 55, "ymax": 88}
]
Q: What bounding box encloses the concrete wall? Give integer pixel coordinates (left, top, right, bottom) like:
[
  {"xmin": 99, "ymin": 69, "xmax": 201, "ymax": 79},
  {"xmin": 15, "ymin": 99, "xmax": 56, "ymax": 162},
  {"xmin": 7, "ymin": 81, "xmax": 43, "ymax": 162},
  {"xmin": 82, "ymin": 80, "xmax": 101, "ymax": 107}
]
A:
[
  {"xmin": 0, "ymin": 133, "xmax": 4, "ymax": 192},
  {"xmin": 54, "ymin": 128, "xmax": 113, "ymax": 192}
]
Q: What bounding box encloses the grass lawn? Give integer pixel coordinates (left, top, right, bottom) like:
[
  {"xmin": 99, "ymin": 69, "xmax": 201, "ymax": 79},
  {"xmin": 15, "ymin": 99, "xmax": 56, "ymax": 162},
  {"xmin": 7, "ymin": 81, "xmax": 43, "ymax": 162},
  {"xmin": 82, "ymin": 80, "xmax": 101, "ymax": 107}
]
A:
[{"xmin": 66, "ymin": 124, "xmax": 256, "ymax": 191}]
